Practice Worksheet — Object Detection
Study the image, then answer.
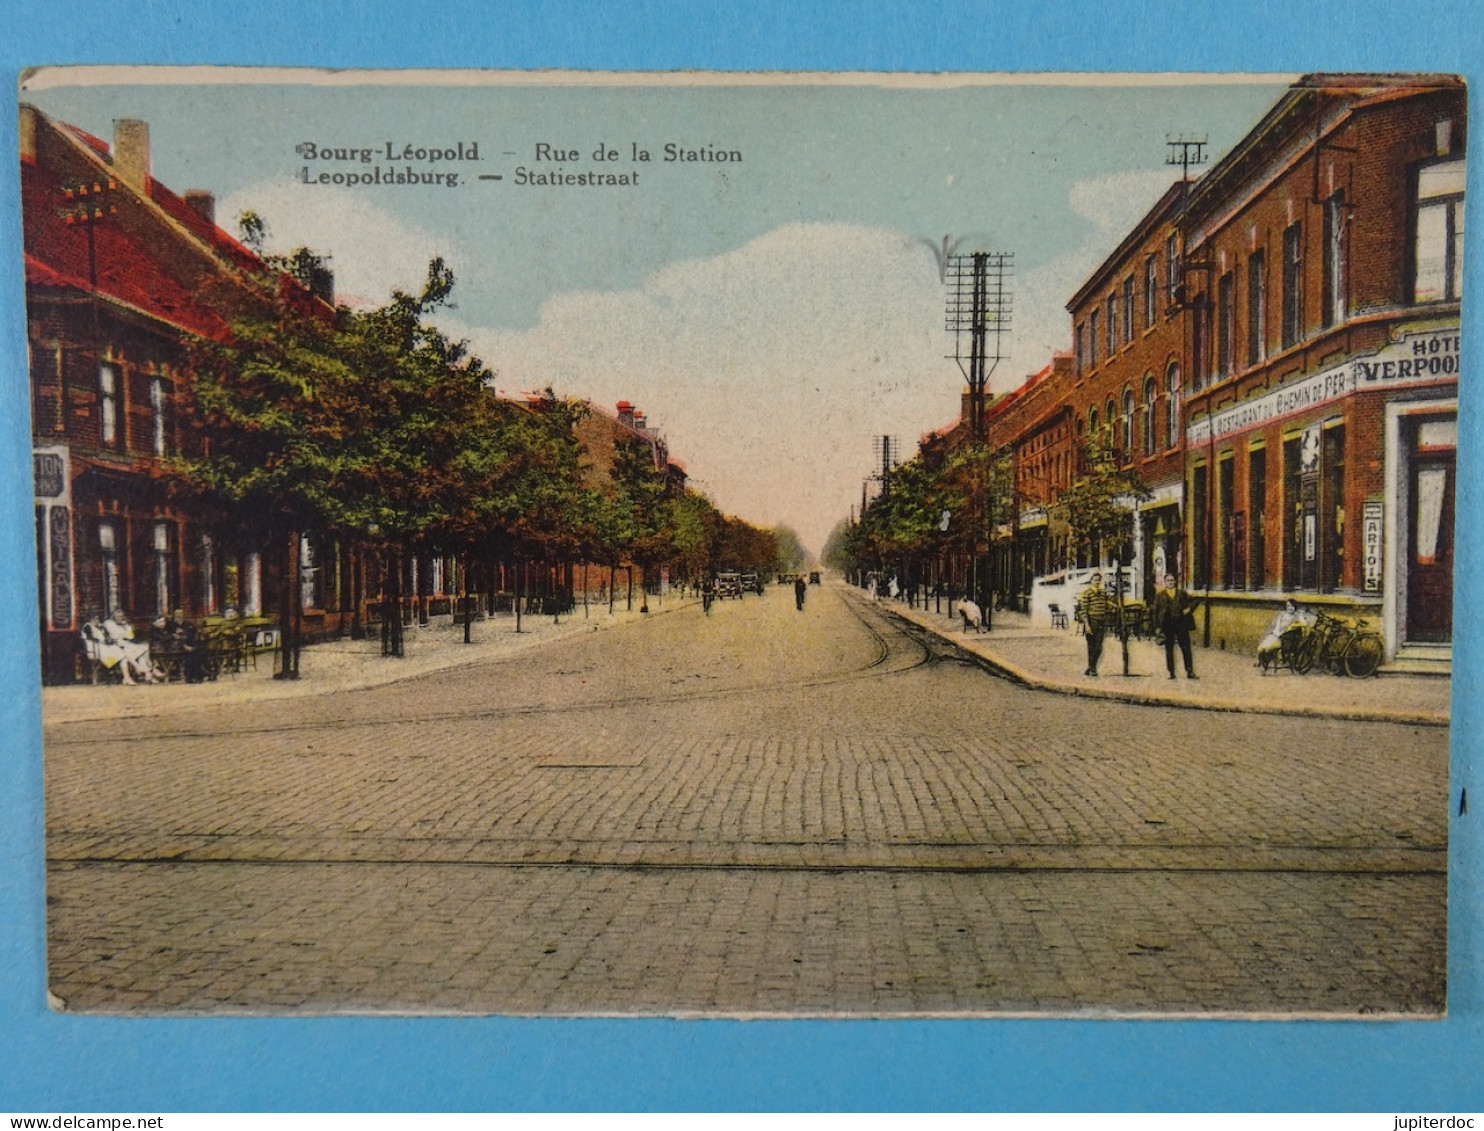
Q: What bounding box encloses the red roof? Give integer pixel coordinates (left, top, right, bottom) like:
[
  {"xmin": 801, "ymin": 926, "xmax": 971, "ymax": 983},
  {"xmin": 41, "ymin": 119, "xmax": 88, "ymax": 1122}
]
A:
[{"xmin": 22, "ymin": 160, "xmax": 232, "ymax": 340}]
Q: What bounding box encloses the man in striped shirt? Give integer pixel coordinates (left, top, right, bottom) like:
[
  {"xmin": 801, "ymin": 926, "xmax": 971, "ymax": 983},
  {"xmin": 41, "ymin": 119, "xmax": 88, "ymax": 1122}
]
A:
[{"xmin": 1078, "ymin": 572, "xmax": 1113, "ymax": 677}]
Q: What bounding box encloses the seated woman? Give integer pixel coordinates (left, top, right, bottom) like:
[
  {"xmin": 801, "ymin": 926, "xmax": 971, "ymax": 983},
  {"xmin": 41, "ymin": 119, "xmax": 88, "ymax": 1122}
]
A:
[
  {"xmin": 1257, "ymin": 598, "xmax": 1311, "ymax": 673},
  {"xmin": 98, "ymin": 611, "xmax": 160, "ymax": 685}
]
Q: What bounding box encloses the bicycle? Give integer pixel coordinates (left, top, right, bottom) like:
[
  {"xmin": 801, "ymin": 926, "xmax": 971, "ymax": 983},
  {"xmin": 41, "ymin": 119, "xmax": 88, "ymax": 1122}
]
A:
[{"xmin": 1290, "ymin": 609, "xmax": 1384, "ymax": 678}]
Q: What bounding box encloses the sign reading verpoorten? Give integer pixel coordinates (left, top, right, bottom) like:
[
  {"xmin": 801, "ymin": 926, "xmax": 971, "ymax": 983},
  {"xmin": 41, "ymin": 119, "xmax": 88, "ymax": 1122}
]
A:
[{"xmin": 1187, "ymin": 326, "xmax": 1462, "ymax": 446}]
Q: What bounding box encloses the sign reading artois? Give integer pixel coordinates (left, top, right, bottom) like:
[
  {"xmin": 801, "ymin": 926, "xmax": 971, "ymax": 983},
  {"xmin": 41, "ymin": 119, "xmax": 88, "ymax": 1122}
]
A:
[{"xmin": 1187, "ymin": 325, "xmax": 1462, "ymax": 446}]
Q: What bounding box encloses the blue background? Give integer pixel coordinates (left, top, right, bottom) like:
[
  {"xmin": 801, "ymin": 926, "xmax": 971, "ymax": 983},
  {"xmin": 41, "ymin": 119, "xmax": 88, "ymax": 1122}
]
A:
[{"xmin": 1, "ymin": 0, "xmax": 1480, "ymax": 1112}]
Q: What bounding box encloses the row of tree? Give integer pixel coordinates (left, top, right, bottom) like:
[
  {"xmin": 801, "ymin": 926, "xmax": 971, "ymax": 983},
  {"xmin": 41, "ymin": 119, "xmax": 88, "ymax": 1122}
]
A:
[
  {"xmin": 173, "ymin": 235, "xmax": 788, "ymax": 674},
  {"xmin": 823, "ymin": 436, "xmax": 1149, "ymax": 610}
]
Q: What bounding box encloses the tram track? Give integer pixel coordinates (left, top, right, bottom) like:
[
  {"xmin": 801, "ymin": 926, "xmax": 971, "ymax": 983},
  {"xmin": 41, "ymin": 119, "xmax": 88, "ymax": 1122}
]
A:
[{"xmin": 48, "ymin": 586, "xmax": 953, "ymax": 747}]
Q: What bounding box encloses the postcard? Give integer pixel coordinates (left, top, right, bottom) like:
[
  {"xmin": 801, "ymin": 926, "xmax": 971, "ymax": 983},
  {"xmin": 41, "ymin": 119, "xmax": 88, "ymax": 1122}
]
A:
[{"xmin": 20, "ymin": 67, "xmax": 1460, "ymax": 1016}]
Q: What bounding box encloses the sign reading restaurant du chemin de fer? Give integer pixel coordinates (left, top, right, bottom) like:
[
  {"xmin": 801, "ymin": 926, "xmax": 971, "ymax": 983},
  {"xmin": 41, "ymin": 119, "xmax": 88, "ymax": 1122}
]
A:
[{"xmin": 1186, "ymin": 325, "xmax": 1462, "ymax": 447}]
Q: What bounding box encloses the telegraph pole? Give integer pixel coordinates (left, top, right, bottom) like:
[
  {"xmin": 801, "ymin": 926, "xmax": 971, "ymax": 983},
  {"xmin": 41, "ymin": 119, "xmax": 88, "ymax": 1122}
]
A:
[{"xmin": 946, "ymin": 250, "xmax": 1012, "ymax": 625}]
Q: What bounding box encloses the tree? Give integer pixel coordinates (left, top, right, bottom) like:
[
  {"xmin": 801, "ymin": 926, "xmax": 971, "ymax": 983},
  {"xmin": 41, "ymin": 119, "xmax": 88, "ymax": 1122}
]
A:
[
  {"xmin": 771, "ymin": 525, "xmax": 807, "ymax": 575},
  {"xmin": 1052, "ymin": 442, "xmax": 1152, "ymax": 673}
]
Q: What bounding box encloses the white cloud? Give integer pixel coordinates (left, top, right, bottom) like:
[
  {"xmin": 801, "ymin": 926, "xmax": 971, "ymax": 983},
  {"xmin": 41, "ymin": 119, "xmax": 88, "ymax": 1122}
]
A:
[
  {"xmin": 213, "ymin": 170, "xmax": 1180, "ymax": 556},
  {"xmin": 456, "ymin": 223, "xmax": 965, "ymax": 557},
  {"xmin": 218, "ymin": 179, "xmax": 458, "ymax": 309}
]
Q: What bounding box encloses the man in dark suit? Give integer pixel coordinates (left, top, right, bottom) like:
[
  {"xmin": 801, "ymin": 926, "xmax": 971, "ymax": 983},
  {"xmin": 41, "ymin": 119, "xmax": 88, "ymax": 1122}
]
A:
[{"xmin": 1150, "ymin": 573, "xmax": 1199, "ymax": 680}]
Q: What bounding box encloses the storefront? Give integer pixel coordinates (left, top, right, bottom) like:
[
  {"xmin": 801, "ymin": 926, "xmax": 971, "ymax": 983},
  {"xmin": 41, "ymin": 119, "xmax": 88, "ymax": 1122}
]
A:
[{"xmin": 1187, "ymin": 322, "xmax": 1458, "ymax": 659}]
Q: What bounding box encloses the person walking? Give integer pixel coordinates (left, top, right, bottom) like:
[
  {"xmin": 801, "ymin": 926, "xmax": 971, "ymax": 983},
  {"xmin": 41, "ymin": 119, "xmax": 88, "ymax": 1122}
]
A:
[
  {"xmin": 1077, "ymin": 572, "xmax": 1112, "ymax": 676},
  {"xmin": 1150, "ymin": 572, "xmax": 1199, "ymax": 679},
  {"xmin": 794, "ymin": 574, "xmax": 808, "ymax": 611}
]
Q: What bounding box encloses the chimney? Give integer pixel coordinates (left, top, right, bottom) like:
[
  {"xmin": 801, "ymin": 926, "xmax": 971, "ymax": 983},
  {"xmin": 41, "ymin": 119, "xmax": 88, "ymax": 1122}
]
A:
[
  {"xmin": 183, "ymin": 190, "xmax": 215, "ymax": 225},
  {"xmin": 615, "ymin": 401, "xmax": 635, "ymax": 427},
  {"xmin": 113, "ymin": 118, "xmax": 150, "ymax": 190},
  {"xmin": 633, "ymin": 411, "xmax": 647, "ymax": 431}
]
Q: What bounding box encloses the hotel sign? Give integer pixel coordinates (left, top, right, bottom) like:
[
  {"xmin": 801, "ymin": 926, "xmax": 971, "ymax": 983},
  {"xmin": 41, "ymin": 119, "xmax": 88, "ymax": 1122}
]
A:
[{"xmin": 1187, "ymin": 327, "xmax": 1461, "ymax": 446}]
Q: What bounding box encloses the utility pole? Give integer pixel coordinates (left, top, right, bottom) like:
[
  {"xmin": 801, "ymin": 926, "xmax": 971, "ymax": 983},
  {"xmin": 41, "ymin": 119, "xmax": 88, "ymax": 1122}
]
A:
[
  {"xmin": 946, "ymin": 250, "xmax": 1012, "ymax": 625},
  {"xmin": 1166, "ymin": 134, "xmax": 1209, "ymax": 184}
]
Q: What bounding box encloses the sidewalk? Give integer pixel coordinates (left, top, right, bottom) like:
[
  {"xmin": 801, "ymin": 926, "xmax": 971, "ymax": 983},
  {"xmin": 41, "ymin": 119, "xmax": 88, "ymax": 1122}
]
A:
[
  {"xmin": 41, "ymin": 595, "xmax": 693, "ymax": 727},
  {"xmin": 869, "ymin": 593, "xmax": 1452, "ymax": 727}
]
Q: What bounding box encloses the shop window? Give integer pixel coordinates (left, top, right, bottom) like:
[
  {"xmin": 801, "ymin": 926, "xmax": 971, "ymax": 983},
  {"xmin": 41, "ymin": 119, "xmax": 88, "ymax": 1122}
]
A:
[
  {"xmin": 1323, "ymin": 425, "xmax": 1346, "ymax": 592},
  {"xmin": 300, "ymin": 534, "xmax": 320, "ymax": 611},
  {"xmin": 152, "ymin": 521, "xmax": 173, "ymax": 618},
  {"xmin": 1281, "ymin": 221, "xmax": 1303, "ymax": 350},
  {"xmin": 1282, "ymin": 436, "xmax": 1302, "ymax": 590},
  {"xmin": 1249, "ymin": 447, "xmax": 1267, "ymax": 589},
  {"xmin": 1247, "ymin": 249, "xmax": 1267, "ymax": 365},
  {"xmin": 1414, "ymin": 159, "xmax": 1465, "ymax": 303},
  {"xmin": 1191, "ymin": 463, "xmax": 1209, "ymax": 589},
  {"xmin": 1219, "ymin": 455, "xmax": 1236, "ymax": 588},
  {"xmin": 99, "ymin": 521, "xmax": 120, "ymax": 618}
]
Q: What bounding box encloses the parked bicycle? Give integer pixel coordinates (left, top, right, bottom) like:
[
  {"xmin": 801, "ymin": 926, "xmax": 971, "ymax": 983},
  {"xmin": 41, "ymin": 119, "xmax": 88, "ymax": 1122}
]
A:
[{"xmin": 1288, "ymin": 609, "xmax": 1384, "ymax": 678}]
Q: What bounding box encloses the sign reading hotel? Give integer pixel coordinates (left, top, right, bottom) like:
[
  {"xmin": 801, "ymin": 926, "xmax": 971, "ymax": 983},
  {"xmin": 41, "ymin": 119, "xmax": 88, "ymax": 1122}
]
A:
[{"xmin": 1187, "ymin": 327, "xmax": 1462, "ymax": 447}]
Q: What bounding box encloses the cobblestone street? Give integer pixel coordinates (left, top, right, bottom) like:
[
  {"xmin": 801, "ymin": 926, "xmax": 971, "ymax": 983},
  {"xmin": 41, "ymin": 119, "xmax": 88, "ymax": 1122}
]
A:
[{"xmin": 44, "ymin": 584, "xmax": 1448, "ymax": 1015}]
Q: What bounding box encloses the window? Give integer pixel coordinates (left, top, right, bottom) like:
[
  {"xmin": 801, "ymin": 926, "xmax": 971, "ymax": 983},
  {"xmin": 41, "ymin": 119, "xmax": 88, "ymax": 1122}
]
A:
[
  {"xmin": 1105, "ymin": 397, "xmax": 1117, "ymax": 452},
  {"xmin": 99, "ymin": 521, "xmax": 120, "ymax": 617},
  {"xmin": 1106, "ymin": 294, "xmax": 1118, "ymax": 353},
  {"xmin": 1322, "ymin": 192, "xmax": 1347, "ymax": 327},
  {"xmin": 99, "ymin": 362, "xmax": 120, "ymax": 447},
  {"xmin": 1144, "ymin": 254, "xmax": 1159, "ymax": 328},
  {"xmin": 1075, "ymin": 321, "xmax": 1086, "ymax": 376},
  {"xmin": 1219, "ymin": 455, "xmax": 1236, "ymax": 588},
  {"xmin": 1165, "ymin": 233, "xmax": 1180, "ymax": 303},
  {"xmin": 1249, "ymin": 447, "xmax": 1267, "ymax": 589},
  {"xmin": 150, "ymin": 375, "xmax": 169, "ymax": 457},
  {"xmin": 1414, "ymin": 159, "xmax": 1465, "ymax": 303},
  {"xmin": 200, "ymin": 532, "xmax": 216, "ymax": 613},
  {"xmin": 1192, "ymin": 462, "xmax": 1209, "ymax": 588},
  {"xmin": 1119, "ymin": 389, "xmax": 1133, "ymax": 455},
  {"xmin": 1121, "ymin": 275, "xmax": 1135, "ymax": 343},
  {"xmin": 1191, "ymin": 295, "xmax": 1208, "ymax": 390},
  {"xmin": 1165, "ymin": 363, "xmax": 1180, "ymax": 449},
  {"xmin": 1217, "ymin": 270, "xmax": 1236, "ymax": 380},
  {"xmin": 153, "ymin": 521, "xmax": 173, "ymax": 618},
  {"xmin": 1088, "ymin": 309, "xmax": 1100, "ymax": 366},
  {"xmin": 1282, "ymin": 221, "xmax": 1303, "ymax": 350},
  {"xmin": 1143, "ymin": 375, "xmax": 1157, "ymax": 456},
  {"xmin": 1247, "ymin": 249, "xmax": 1267, "ymax": 365}
]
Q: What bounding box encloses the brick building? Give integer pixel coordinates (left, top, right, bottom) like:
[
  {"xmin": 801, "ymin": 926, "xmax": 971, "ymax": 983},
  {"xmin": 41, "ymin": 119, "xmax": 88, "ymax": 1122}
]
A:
[
  {"xmin": 1178, "ymin": 73, "xmax": 1464, "ymax": 661},
  {"xmin": 908, "ymin": 74, "xmax": 1462, "ymax": 668},
  {"xmin": 22, "ymin": 105, "xmax": 338, "ymax": 681},
  {"xmin": 1066, "ymin": 181, "xmax": 1191, "ymax": 602}
]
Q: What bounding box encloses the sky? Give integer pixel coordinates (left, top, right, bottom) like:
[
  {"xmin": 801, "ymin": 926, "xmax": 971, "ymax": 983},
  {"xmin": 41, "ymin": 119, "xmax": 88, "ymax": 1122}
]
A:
[{"xmin": 20, "ymin": 69, "xmax": 1294, "ymax": 556}]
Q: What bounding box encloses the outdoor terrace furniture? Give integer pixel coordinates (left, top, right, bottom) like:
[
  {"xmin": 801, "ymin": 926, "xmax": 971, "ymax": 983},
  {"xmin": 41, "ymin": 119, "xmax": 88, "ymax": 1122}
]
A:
[{"xmin": 1048, "ymin": 603, "xmax": 1069, "ymax": 629}]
